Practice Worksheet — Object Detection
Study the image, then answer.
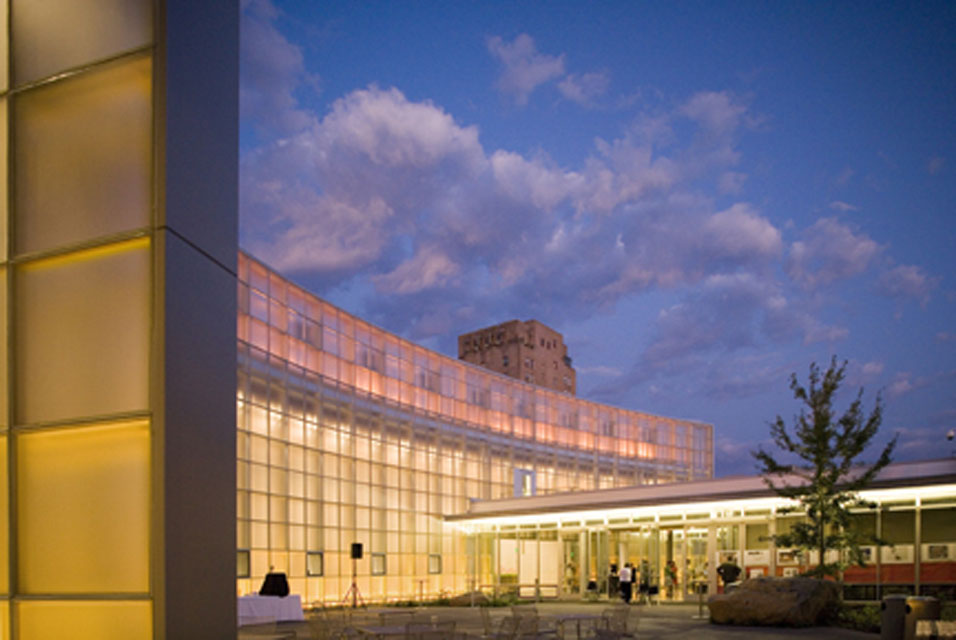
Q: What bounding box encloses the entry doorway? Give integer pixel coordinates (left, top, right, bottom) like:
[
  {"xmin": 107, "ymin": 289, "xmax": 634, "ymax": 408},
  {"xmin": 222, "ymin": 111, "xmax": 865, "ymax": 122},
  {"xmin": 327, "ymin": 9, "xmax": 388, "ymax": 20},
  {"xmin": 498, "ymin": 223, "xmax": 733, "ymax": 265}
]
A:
[
  {"xmin": 561, "ymin": 532, "xmax": 581, "ymax": 596},
  {"xmin": 614, "ymin": 528, "xmax": 659, "ymax": 602},
  {"xmin": 660, "ymin": 528, "xmax": 684, "ymax": 601}
]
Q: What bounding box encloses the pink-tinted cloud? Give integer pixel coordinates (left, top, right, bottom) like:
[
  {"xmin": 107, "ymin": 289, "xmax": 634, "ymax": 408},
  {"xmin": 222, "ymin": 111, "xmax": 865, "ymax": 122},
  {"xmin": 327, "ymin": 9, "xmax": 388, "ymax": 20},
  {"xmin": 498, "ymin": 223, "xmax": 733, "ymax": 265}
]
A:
[
  {"xmin": 487, "ymin": 34, "xmax": 565, "ymax": 105},
  {"xmin": 240, "ymin": 0, "xmax": 316, "ymax": 135},
  {"xmin": 701, "ymin": 203, "xmax": 782, "ymax": 260},
  {"xmin": 680, "ymin": 91, "xmax": 746, "ymax": 136},
  {"xmin": 786, "ymin": 217, "xmax": 882, "ymax": 290},
  {"xmin": 879, "ymin": 264, "xmax": 937, "ymax": 307}
]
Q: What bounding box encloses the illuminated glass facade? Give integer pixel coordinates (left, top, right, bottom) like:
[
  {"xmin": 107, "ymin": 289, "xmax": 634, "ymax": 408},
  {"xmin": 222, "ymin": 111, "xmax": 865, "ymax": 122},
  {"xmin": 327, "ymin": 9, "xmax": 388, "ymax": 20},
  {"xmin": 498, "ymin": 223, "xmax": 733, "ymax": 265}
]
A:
[
  {"xmin": 452, "ymin": 460, "xmax": 956, "ymax": 603},
  {"xmin": 1, "ymin": 2, "xmax": 237, "ymax": 638},
  {"xmin": 236, "ymin": 252, "xmax": 713, "ymax": 604}
]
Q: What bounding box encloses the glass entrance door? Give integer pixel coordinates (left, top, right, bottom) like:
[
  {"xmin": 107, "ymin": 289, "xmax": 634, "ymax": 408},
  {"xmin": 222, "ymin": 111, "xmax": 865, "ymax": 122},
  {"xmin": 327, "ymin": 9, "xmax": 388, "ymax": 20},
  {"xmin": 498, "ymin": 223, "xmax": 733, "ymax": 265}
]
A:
[
  {"xmin": 561, "ymin": 532, "xmax": 581, "ymax": 596},
  {"xmin": 660, "ymin": 528, "xmax": 685, "ymax": 601},
  {"xmin": 685, "ymin": 527, "xmax": 709, "ymax": 600}
]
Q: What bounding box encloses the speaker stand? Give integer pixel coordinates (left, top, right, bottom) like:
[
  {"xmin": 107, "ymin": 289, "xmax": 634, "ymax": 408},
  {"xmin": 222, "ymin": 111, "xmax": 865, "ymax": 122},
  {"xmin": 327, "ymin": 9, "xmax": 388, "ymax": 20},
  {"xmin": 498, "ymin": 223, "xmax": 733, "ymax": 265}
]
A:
[{"xmin": 341, "ymin": 556, "xmax": 365, "ymax": 608}]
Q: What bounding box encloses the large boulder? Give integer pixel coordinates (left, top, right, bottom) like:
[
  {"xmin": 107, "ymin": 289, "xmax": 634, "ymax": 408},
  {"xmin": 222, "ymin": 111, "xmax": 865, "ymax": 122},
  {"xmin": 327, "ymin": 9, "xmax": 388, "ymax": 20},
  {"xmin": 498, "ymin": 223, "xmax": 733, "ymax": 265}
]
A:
[{"xmin": 707, "ymin": 576, "xmax": 840, "ymax": 627}]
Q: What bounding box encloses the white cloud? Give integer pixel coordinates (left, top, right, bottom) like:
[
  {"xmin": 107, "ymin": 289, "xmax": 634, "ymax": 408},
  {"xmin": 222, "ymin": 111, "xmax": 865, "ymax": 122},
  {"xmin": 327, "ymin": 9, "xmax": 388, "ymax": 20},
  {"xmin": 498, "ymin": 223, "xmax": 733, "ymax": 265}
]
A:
[
  {"xmin": 490, "ymin": 150, "xmax": 578, "ymax": 211},
  {"xmin": 557, "ymin": 71, "xmax": 610, "ymax": 106},
  {"xmin": 701, "ymin": 203, "xmax": 782, "ymax": 260},
  {"xmin": 887, "ymin": 373, "xmax": 916, "ymax": 399},
  {"xmin": 573, "ymin": 137, "xmax": 678, "ymax": 212},
  {"xmin": 829, "ymin": 200, "xmax": 859, "ymax": 212},
  {"xmin": 315, "ymin": 87, "xmax": 485, "ymax": 172},
  {"xmin": 718, "ymin": 171, "xmax": 747, "ymax": 194},
  {"xmin": 487, "ymin": 34, "xmax": 565, "ymax": 105},
  {"xmin": 680, "ymin": 91, "xmax": 746, "ymax": 136},
  {"xmin": 802, "ymin": 322, "xmax": 849, "ymax": 345},
  {"xmin": 786, "ymin": 217, "xmax": 882, "ymax": 290},
  {"xmin": 834, "ymin": 166, "xmax": 855, "ymax": 186},
  {"xmin": 879, "ymin": 264, "xmax": 937, "ymax": 307},
  {"xmin": 240, "ymin": 0, "xmax": 316, "ymax": 135},
  {"xmin": 862, "ymin": 361, "xmax": 885, "ymax": 376},
  {"xmin": 372, "ymin": 245, "xmax": 461, "ymax": 294}
]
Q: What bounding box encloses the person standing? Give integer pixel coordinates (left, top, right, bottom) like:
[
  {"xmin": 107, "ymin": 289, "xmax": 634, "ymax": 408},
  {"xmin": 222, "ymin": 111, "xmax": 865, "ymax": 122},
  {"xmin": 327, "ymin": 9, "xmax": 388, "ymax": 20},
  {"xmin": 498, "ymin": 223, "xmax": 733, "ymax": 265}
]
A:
[{"xmin": 618, "ymin": 562, "xmax": 633, "ymax": 603}]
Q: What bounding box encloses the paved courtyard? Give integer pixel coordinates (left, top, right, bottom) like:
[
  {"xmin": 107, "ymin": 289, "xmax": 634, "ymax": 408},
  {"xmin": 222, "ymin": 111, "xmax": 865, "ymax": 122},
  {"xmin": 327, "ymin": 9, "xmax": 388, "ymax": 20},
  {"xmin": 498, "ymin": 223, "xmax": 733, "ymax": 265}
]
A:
[{"xmin": 271, "ymin": 600, "xmax": 878, "ymax": 639}]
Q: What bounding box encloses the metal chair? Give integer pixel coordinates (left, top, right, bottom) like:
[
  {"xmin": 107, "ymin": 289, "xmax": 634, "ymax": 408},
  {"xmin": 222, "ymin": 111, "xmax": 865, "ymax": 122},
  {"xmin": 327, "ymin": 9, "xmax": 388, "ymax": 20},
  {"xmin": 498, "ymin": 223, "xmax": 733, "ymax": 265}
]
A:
[
  {"xmin": 597, "ymin": 604, "xmax": 635, "ymax": 639},
  {"xmin": 407, "ymin": 620, "xmax": 456, "ymax": 640}
]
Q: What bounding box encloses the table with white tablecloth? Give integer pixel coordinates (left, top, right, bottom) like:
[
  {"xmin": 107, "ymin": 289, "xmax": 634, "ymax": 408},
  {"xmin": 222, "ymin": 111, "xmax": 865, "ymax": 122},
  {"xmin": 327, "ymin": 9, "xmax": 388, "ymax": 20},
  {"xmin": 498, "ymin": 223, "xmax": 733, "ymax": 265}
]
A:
[{"xmin": 237, "ymin": 594, "xmax": 305, "ymax": 626}]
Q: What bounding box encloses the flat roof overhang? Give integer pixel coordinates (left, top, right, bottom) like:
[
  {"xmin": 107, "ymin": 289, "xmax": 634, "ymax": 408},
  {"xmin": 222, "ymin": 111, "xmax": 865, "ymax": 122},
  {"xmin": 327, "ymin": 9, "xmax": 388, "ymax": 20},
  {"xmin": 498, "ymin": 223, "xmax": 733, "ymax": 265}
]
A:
[{"xmin": 445, "ymin": 458, "xmax": 956, "ymax": 523}]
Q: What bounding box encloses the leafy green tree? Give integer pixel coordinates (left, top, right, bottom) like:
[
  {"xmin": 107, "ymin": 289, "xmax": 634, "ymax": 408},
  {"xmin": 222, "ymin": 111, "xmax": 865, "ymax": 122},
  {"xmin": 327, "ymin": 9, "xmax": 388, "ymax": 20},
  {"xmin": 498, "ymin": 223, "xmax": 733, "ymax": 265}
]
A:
[{"xmin": 753, "ymin": 357, "xmax": 897, "ymax": 577}]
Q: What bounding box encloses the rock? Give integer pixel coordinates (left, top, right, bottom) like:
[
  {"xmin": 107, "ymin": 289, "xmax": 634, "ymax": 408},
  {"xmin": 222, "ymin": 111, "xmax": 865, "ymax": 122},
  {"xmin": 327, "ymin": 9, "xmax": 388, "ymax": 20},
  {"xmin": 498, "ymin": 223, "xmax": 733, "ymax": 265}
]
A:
[{"xmin": 707, "ymin": 576, "xmax": 840, "ymax": 627}]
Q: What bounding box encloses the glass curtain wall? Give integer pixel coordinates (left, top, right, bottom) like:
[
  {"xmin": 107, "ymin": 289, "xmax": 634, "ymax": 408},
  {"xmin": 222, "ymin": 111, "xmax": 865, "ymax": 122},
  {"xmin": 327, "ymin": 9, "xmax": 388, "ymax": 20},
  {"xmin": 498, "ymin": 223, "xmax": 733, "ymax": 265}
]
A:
[
  {"xmin": 236, "ymin": 252, "xmax": 714, "ymax": 603},
  {"xmin": 2, "ymin": 1, "xmax": 155, "ymax": 637},
  {"xmin": 465, "ymin": 491, "xmax": 956, "ymax": 604}
]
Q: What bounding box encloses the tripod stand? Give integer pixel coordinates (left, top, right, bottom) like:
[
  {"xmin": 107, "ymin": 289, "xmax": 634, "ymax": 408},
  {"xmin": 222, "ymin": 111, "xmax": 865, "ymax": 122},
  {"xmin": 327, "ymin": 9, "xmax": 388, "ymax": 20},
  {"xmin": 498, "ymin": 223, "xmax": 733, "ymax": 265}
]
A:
[{"xmin": 341, "ymin": 556, "xmax": 365, "ymax": 608}]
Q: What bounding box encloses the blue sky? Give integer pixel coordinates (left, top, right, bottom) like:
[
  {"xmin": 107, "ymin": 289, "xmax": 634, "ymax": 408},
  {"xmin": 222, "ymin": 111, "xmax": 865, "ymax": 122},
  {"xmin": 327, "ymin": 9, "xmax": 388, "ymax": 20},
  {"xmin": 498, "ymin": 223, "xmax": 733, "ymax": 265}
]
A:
[{"xmin": 239, "ymin": 0, "xmax": 956, "ymax": 476}]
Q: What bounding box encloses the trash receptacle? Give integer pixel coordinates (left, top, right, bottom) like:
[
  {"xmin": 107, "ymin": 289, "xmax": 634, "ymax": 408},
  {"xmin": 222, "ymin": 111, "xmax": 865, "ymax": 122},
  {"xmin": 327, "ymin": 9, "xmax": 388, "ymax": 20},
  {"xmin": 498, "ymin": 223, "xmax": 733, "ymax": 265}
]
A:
[
  {"xmin": 904, "ymin": 596, "xmax": 940, "ymax": 640},
  {"xmin": 882, "ymin": 594, "xmax": 908, "ymax": 640}
]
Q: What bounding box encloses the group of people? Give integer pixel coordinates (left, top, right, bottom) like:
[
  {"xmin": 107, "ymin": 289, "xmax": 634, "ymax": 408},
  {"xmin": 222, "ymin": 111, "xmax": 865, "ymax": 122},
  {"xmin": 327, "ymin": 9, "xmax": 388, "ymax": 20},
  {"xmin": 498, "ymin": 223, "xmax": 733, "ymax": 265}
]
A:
[{"xmin": 610, "ymin": 561, "xmax": 650, "ymax": 603}]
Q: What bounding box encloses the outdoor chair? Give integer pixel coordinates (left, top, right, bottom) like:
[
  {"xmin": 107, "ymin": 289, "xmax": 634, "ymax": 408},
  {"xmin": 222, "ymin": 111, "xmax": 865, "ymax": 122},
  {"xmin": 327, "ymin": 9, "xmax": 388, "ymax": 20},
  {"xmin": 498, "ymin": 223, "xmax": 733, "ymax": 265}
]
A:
[
  {"xmin": 479, "ymin": 607, "xmax": 514, "ymax": 640},
  {"xmin": 308, "ymin": 608, "xmax": 358, "ymax": 640},
  {"xmin": 597, "ymin": 604, "xmax": 636, "ymax": 639},
  {"xmin": 380, "ymin": 609, "xmax": 419, "ymax": 625},
  {"xmin": 510, "ymin": 604, "xmax": 538, "ymax": 619},
  {"xmin": 591, "ymin": 630, "xmax": 630, "ymax": 640},
  {"xmin": 406, "ymin": 619, "xmax": 456, "ymax": 639}
]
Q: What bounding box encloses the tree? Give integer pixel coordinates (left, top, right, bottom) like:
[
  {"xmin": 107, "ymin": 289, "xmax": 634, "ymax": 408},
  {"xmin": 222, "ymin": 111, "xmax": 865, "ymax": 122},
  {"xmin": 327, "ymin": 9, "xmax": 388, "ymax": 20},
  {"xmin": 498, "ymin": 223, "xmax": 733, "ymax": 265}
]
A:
[{"xmin": 753, "ymin": 357, "xmax": 897, "ymax": 578}]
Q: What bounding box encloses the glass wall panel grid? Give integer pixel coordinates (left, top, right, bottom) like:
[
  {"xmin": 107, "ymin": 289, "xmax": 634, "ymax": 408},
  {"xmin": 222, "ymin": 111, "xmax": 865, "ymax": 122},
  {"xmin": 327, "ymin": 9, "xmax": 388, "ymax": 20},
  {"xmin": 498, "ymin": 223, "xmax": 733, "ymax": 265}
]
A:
[
  {"xmin": 16, "ymin": 599, "xmax": 152, "ymax": 640},
  {"xmin": 5, "ymin": 1, "xmax": 239, "ymax": 637},
  {"xmin": 236, "ymin": 252, "xmax": 714, "ymax": 602},
  {"xmin": 13, "ymin": 237, "xmax": 151, "ymax": 426},
  {"xmin": 237, "ymin": 253, "xmax": 713, "ymax": 486},
  {"xmin": 16, "ymin": 419, "xmax": 150, "ymax": 594},
  {"xmin": 11, "ymin": 0, "xmax": 152, "ymax": 88},
  {"xmin": 12, "ymin": 54, "xmax": 152, "ymax": 257}
]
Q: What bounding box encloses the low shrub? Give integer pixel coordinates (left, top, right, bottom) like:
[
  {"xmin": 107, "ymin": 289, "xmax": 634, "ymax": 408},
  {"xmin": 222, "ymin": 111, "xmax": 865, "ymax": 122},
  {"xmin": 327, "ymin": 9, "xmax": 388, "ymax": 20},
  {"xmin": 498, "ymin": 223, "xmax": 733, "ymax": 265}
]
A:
[{"xmin": 834, "ymin": 603, "xmax": 881, "ymax": 634}]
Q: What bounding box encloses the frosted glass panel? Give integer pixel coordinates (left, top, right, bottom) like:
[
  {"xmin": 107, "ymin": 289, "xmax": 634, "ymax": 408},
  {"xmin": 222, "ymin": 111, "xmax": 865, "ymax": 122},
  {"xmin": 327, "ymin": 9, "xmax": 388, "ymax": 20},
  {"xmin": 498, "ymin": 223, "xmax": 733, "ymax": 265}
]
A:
[
  {"xmin": 15, "ymin": 239, "xmax": 150, "ymax": 425},
  {"xmin": 0, "ymin": 98, "xmax": 6, "ymax": 262},
  {"xmin": 12, "ymin": 0, "xmax": 151, "ymax": 86},
  {"xmin": 14, "ymin": 56, "xmax": 151, "ymax": 255},
  {"xmin": 0, "ymin": 0, "xmax": 7, "ymax": 91},
  {"xmin": 0, "ymin": 267, "xmax": 6, "ymax": 427},
  {"xmin": 18, "ymin": 421, "xmax": 150, "ymax": 593},
  {"xmin": 18, "ymin": 600, "xmax": 151, "ymax": 640},
  {"xmin": 0, "ymin": 435, "xmax": 7, "ymax": 594}
]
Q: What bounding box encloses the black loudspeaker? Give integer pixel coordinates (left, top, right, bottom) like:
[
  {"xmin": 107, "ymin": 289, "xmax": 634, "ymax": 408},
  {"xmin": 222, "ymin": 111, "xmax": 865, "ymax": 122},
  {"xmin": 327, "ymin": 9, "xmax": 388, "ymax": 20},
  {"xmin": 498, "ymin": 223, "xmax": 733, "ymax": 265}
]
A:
[
  {"xmin": 351, "ymin": 542, "xmax": 363, "ymax": 559},
  {"xmin": 259, "ymin": 571, "xmax": 290, "ymax": 597}
]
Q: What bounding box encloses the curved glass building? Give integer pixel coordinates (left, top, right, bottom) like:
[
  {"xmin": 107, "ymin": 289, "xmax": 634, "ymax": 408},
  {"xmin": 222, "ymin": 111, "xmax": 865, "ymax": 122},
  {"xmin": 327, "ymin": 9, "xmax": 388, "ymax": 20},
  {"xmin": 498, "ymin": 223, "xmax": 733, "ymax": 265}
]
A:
[{"xmin": 236, "ymin": 252, "xmax": 713, "ymax": 604}]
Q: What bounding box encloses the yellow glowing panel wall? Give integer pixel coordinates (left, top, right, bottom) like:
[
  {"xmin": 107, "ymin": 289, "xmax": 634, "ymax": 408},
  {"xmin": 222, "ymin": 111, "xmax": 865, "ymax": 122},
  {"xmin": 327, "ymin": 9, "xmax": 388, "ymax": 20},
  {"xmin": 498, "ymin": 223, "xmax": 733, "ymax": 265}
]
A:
[
  {"xmin": 0, "ymin": 266, "xmax": 6, "ymax": 426},
  {"xmin": 0, "ymin": 98, "xmax": 6, "ymax": 262},
  {"xmin": 0, "ymin": 435, "xmax": 7, "ymax": 594},
  {"xmin": 11, "ymin": 0, "xmax": 151, "ymax": 87},
  {"xmin": 12, "ymin": 56, "xmax": 151, "ymax": 255},
  {"xmin": 17, "ymin": 600, "xmax": 151, "ymax": 640},
  {"xmin": 15, "ymin": 239, "xmax": 150, "ymax": 425},
  {"xmin": 0, "ymin": 0, "xmax": 7, "ymax": 92},
  {"xmin": 17, "ymin": 421, "xmax": 149, "ymax": 593}
]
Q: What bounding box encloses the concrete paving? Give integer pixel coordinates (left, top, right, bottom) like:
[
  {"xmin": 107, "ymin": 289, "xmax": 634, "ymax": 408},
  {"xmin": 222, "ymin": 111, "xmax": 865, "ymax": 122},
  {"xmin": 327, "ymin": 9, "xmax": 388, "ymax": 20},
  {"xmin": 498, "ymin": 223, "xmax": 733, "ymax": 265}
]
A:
[{"xmin": 272, "ymin": 600, "xmax": 879, "ymax": 639}]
